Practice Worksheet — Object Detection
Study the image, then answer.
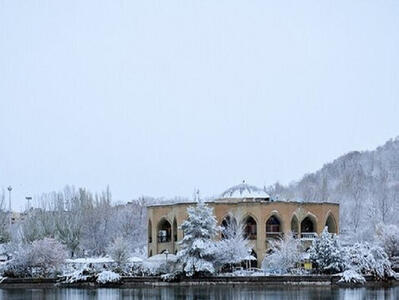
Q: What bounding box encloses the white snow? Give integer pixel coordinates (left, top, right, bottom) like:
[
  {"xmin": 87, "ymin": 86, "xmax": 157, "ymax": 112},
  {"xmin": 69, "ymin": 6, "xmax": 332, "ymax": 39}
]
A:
[
  {"xmin": 339, "ymin": 269, "xmax": 366, "ymax": 284},
  {"xmin": 147, "ymin": 254, "xmax": 177, "ymax": 263},
  {"xmin": 220, "ymin": 181, "xmax": 269, "ymax": 199},
  {"xmin": 66, "ymin": 257, "xmax": 113, "ymax": 264},
  {"xmin": 65, "ymin": 256, "xmax": 143, "ymax": 265},
  {"xmin": 96, "ymin": 270, "xmax": 121, "ymax": 284},
  {"xmin": 128, "ymin": 257, "xmax": 143, "ymax": 263}
]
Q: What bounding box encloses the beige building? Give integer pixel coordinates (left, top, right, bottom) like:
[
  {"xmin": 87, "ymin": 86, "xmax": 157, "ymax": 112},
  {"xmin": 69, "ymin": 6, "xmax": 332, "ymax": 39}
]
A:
[{"xmin": 147, "ymin": 182, "xmax": 339, "ymax": 267}]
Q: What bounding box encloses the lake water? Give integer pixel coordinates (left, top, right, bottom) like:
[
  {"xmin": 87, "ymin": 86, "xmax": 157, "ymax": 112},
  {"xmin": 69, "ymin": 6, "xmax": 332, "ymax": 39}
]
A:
[{"xmin": 0, "ymin": 286, "xmax": 398, "ymax": 300}]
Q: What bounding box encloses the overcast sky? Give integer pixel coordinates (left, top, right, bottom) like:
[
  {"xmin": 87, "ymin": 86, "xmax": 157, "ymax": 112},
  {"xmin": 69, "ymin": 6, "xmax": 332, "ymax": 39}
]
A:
[{"xmin": 1, "ymin": 1, "xmax": 398, "ymax": 210}]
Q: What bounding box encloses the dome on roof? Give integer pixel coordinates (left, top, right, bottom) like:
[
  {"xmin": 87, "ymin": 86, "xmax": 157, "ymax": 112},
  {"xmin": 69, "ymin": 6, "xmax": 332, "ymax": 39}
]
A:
[{"xmin": 220, "ymin": 181, "xmax": 270, "ymax": 199}]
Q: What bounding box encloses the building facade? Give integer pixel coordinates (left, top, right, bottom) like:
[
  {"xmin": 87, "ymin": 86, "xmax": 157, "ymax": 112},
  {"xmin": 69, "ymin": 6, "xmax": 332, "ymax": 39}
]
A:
[{"xmin": 147, "ymin": 182, "xmax": 339, "ymax": 267}]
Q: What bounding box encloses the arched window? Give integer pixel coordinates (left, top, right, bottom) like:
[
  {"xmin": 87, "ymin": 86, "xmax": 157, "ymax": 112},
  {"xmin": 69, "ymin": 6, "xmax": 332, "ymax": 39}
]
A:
[
  {"xmin": 291, "ymin": 215, "xmax": 299, "ymax": 238},
  {"xmin": 221, "ymin": 215, "xmax": 237, "ymax": 239},
  {"xmin": 266, "ymin": 215, "xmax": 282, "ymax": 239},
  {"xmin": 244, "ymin": 216, "xmax": 257, "ymax": 240},
  {"xmin": 148, "ymin": 219, "xmax": 152, "ymax": 243},
  {"xmin": 157, "ymin": 219, "xmax": 172, "ymax": 243},
  {"xmin": 173, "ymin": 218, "xmax": 178, "ymax": 242},
  {"xmin": 301, "ymin": 216, "xmax": 317, "ymax": 239},
  {"xmin": 325, "ymin": 214, "xmax": 337, "ymax": 234}
]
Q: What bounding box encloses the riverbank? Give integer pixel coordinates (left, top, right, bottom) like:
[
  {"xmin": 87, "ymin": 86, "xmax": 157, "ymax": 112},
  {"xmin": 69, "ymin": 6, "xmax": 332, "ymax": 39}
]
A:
[{"xmin": 0, "ymin": 275, "xmax": 397, "ymax": 289}]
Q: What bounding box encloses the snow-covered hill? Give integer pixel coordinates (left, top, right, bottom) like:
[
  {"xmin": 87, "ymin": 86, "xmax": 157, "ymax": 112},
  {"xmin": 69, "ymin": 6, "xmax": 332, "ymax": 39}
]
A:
[{"xmin": 267, "ymin": 137, "xmax": 399, "ymax": 240}]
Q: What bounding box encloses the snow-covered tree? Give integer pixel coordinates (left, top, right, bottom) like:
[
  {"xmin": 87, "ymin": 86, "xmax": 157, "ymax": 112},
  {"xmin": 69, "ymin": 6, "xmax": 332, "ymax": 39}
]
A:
[
  {"xmin": 30, "ymin": 238, "xmax": 68, "ymax": 271},
  {"xmin": 266, "ymin": 137, "xmax": 399, "ymax": 239},
  {"xmin": 215, "ymin": 214, "xmax": 250, "ymax": 269},
  {"xmin": 7, "ymin": 238, "xmax": 67, "ymax": 277},
  {"xmin": 177, "ymin": 202, "xmax": 219, "ymax": 277},
  {"xmin": 0, "ymin": 189, "xmax": 10, "ymax": 243},
  {"xmin": 107, "ymin": 236, "xmax": 130, "ymax": 266},
  {"xmin": 55, "ymin": 212, "xmax": 82, "ymax": 258},
  {"xmin": 20, "ymin": 208, "xmax": 57, "ymax": 243},
  {"xmin": 375, "ymin": 223, "xmax": 399, "ymax": 259},
  {"xmin": 345, "ymin": 242, "xmax": 394, "ymax": 279},
  {"xmin": 113, "ymin": 199, "xmax": 147, "ymax": 252},
  {"xmin": 309, "ymin": 227, "xmax": 344, "ymax": 274},
  {"xmin": 262, "ymin": 232, "xmax": 302, "ymax": 274}
]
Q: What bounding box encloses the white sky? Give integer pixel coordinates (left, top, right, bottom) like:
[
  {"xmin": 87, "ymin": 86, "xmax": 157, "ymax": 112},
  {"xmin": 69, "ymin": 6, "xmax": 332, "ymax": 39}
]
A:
[{"xmin": 1, "ymin": 1, "xmax": 398, "ymax": 210}]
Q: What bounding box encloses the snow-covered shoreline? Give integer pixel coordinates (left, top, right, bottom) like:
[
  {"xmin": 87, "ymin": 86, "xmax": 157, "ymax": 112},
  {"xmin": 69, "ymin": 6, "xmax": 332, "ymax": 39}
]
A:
[{"xmin": 0, "ymin": 274, "xmax": 397, "ymax": 289}]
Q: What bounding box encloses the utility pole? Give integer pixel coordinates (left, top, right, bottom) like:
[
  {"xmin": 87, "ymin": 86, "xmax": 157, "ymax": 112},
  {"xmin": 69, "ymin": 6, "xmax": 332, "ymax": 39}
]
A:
[
  {"xmin": 26, "ymin": 196, "xmax": 32, "ymax": 211},
  {"xmin": 7, "ymin": 186, "xmax": 12, "ymax": 228}
]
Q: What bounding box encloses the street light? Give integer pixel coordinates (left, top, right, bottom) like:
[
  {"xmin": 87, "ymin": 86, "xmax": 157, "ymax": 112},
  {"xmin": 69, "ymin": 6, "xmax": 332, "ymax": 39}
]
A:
[
  {"xmin": 25, "ymin": 196, "xmax": 32, "ymax": 211},
  {"xmin": 165, "ymin": 249, "xmax": 169, "ymax": 263},
  {"xmin": 7, "ymin": 186, "xmax": 12, "ymax": 212},
  {"xmin": 7, "ymin": 186, "xmax": 12, "ymax": 228}
]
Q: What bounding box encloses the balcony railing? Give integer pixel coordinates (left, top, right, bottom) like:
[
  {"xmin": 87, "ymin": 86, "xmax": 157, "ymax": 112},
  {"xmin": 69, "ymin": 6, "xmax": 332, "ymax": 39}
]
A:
[
  {"xmin": 300, "ymin": 232, "xmax": 318, "ymax": 240},
  {"xmin": 158, "ymin": 235, "xmax": 171, "ymax": 243},
  {"xmin": 266, "ymin": 232, "xmax": 283, "ymax": 240}
]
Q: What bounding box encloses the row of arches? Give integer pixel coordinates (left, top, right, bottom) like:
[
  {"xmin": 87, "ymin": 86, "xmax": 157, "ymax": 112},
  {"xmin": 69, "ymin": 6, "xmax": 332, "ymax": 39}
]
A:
[
  {"xmin": 148, "ymin": 213, "xmax": 337, "ymax": 244},
  {"xmin": 221, "ymin": 213, "xmax": 337, "ymax": 240}
]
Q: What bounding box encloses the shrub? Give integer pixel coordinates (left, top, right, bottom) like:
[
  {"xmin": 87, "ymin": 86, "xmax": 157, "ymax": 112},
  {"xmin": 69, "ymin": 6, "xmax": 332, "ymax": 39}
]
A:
[
  {"xmin": 107, "ymin": 237, "xmax": 130, "ymax": 266},
  {"xmin": 6, "ymin": 238, "xmax": 67, "ymax": 277},
  {"xmin": 96, "ymin": 270, "xmax": 121, "ymax": 284}
]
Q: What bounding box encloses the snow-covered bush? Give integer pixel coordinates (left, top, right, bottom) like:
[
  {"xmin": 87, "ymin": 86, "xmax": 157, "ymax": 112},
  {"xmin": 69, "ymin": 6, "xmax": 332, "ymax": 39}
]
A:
[
  {"xmin": 177, "ymin": 201, "xmax": 219, "ymax": 277},
  {"xmin": 338, "ymin": 269, "xmax": 366, "ymax": 284},
  {"xmin": 6, "ymin": 238, "xmax": 67, "ymax": 277},
  {"xmin": 262, "ymin": 232, "xmax": 302, "ymax": 274},
  {"xmin": 29, "ymin": 238, "xmax": 68, "ymax": 271},
  {"xmin": 375, "ymin": 223, "xmax": 399, "ymax": 259},
  {"xmin": 60, "ymin": 264, "xmax": 97, "ymax": 283},
  {"xmin": 345, "ymin": 242, "xmax": 394, "ymax": 280},
  {"xmin": 142, "ymin": 260, "xmax": 172, "ymax": 275},
  {"xmin": 309, "ymin": 228, "xmax": 345, "ymax": 274},
  {"xmin": 107, "ymin": 237, "xmax": 130, "ymax": 266},
  {"xmin": 214, "ymin": 215, "xmax": 250, "ymax": 270},
  {"xmin": 96, "ymin": 270, "xmax": 121, "ymax": 284}
]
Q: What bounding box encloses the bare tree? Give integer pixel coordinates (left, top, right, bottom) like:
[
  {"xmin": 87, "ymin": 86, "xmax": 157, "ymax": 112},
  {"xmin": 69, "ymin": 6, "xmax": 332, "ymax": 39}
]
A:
[{"xmin": 0, "ymin": 189, "xmax": 10, "ymax": 243}]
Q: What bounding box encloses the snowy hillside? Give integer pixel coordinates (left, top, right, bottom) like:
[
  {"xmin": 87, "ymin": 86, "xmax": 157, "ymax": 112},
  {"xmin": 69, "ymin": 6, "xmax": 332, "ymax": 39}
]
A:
[{"xmin": 267, "ymin": 137, "xmax": 399, "ymax": 240}]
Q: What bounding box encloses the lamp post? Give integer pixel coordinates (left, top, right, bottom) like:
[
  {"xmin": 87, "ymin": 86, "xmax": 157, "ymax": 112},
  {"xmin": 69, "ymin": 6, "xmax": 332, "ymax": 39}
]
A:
[
  {"xmin": 25, "ymin": 196, "xmax": 32, "ymax": 211},
  {"xmin": 7, "ymin": 186, "xmax": 12, "ymax": 228},
  {"xmin": 165, "ymin": 249, "xmax": 169, "ymax": 263},
  {"xmin": 7, "ymin": 186, "xmax": 12, "ymax": 212}
]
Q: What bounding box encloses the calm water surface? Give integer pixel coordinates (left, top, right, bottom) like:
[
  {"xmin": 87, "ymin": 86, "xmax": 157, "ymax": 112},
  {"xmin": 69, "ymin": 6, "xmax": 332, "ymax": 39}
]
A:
[{"xmin": 0, "ymin": 286, "xmax": 398, "ymax": 300}]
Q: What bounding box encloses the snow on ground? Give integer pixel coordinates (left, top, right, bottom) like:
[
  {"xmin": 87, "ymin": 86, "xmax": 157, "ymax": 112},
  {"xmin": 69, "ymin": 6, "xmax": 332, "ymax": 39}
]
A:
[
  {"xmin": 129, "ymin": 257, "xmax": 143, "ymax": 263},
  {"xmin": 220, "ymin": 269, "xmax": 266, "ymax": 277},
  {"xmin": 147, "ymin": 254, "xmax": 177, "ymax": 263},
  {"xmin": 66, "ymin": 256, "xmax": 143, "ymax": 265},
  {"xmin": 66, "ymin": 257, "xmax": 113, "ymax": 264}
]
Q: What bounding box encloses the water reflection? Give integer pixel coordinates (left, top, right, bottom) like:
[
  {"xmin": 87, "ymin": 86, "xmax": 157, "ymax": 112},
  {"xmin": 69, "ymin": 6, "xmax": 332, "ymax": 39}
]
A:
[{"xmin": 0, "ymin": 286, "xmax": 398, "ymax": 300}]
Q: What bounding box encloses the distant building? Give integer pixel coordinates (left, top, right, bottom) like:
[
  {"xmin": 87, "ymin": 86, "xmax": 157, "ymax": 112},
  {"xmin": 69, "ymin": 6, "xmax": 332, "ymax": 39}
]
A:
[
  {"xmin": 147, "ymin": 181, "xmax": 339, "ymax": 268},
  {"xmin": 9, "ymin": 211, "xmax": 27, "ymax": 225}
]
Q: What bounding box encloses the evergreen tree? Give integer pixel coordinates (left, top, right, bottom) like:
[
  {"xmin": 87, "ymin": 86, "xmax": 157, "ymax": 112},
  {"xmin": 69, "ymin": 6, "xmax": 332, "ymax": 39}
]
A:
[
  {"xmin": 309, "ymin": 227, "xmax": 344, "ymax": 273},
  {"xmin": 177, "ymin": 201, "xmax": 219, "ymax": 277}
]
